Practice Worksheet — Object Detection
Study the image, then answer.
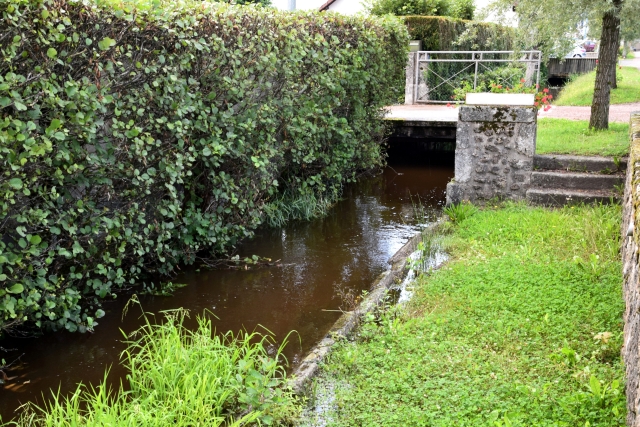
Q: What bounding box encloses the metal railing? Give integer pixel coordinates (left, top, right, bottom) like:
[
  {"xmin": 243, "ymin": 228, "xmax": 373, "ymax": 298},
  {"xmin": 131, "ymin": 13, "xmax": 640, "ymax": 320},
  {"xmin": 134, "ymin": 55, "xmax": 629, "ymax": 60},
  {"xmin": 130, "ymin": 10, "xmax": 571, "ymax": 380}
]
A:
[{"xmin": 406, "ymin": 51, "xmax": 542, "ymax": 104}]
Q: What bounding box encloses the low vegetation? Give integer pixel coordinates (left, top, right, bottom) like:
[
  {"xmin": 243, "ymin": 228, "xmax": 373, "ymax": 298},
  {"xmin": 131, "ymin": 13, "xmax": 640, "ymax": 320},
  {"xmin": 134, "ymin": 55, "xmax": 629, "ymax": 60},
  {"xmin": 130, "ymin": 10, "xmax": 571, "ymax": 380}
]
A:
[
  {"xmin": 554, "ymin": 66, "xmax": 640, "ymax": 106},
  {"xmin": 8, "ymin": 306, "xmax": 300, "ymax": 426},
  {"xmin": 308, "ymin": 203, "xmax": 624, "ymax": 426},
  {"xmin": 536, "ymin": 118, "xmax": 629, "ymax": 157}
]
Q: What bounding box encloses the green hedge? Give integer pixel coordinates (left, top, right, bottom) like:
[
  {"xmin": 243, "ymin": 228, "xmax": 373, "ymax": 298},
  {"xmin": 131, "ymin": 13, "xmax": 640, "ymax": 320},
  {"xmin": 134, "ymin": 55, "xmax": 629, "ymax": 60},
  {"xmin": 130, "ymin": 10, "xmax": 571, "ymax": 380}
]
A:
[
  {"xmin": 404, "ymin": 15, "xmax": 514, "ymax": 51},
  {"xmin": 0, "ymin": 0, "xmax": 408, "ymax": 334}
]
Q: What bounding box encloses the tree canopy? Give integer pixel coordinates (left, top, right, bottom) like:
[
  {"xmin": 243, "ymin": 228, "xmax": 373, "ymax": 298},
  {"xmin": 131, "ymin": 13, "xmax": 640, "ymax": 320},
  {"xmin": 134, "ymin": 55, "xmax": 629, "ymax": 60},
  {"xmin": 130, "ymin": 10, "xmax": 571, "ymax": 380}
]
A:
[
  {"xmin": 485, "ymin": 0, "xmax": 636, "ymax": 129},
  {"xmin": 368, "ymin": 0, "xmax": 475, "ymax": 20}
]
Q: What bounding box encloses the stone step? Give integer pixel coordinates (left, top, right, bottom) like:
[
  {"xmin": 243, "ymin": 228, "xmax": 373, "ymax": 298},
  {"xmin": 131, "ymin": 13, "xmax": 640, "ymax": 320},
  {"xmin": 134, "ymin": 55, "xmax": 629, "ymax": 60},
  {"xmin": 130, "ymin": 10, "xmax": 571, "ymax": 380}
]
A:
[
  {"xmin": 534, "ymin": 154, "xmax": 627, "ymax": 173},
  {"xmin": 531, "ymin": 171, "xmax": 624, "ymax": 191},
  {"xmin": 526, "ymin": 188, "xmax": 621, "ymax": 206}
]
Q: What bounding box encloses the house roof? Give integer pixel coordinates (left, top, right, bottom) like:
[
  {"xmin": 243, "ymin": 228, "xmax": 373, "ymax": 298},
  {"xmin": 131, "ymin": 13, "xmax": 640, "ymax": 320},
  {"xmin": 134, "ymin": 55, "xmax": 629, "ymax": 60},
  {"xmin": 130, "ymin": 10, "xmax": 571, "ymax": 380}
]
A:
[{"xmin": 319, "ymin": 0, "xmax": 338, "ymax": 11}]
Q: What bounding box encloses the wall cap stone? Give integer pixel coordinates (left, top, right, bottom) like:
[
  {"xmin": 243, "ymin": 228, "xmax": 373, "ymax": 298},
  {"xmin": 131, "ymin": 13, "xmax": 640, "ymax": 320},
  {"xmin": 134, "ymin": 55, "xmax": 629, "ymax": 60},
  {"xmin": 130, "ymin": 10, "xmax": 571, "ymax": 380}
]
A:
[
  {"xmin": 459, "ymin": 105, "xmax": 536, "ymax": 123},
  {"xmin": 466, "ymin": 92, "xmax": 535, "ymax": 106}
]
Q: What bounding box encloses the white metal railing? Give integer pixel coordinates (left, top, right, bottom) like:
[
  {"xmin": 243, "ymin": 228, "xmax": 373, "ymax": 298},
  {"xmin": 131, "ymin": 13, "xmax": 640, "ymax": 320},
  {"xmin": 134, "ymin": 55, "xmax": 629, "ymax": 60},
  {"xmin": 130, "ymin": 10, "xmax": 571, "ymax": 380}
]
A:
[{"xmin": 405, "ymin": 51, "xmax": 542, "ymax": 105}]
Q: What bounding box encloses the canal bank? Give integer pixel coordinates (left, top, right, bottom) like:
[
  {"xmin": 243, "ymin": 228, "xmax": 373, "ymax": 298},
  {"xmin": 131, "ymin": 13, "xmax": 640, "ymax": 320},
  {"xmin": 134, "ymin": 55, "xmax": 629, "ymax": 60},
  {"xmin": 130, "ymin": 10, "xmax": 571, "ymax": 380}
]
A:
[
  {"xmin": 0, "ymin": 151, "xmax": 454, "ymax": 422},
  {"xmin": 302, "ymin": 202, "xmax": 625, "ymax": 426}
]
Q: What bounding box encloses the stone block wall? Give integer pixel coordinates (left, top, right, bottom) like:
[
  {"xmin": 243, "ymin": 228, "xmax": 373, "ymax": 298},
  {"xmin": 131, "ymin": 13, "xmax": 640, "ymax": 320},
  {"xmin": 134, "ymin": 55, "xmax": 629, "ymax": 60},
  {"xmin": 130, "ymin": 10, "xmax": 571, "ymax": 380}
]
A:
[
  {"xmin": 446, "ymin": 105, "xmax": 537, "ymax": 205},
  {"xmin": 623, "ymin": 112, "xmax": 640, "ymax": 426}
]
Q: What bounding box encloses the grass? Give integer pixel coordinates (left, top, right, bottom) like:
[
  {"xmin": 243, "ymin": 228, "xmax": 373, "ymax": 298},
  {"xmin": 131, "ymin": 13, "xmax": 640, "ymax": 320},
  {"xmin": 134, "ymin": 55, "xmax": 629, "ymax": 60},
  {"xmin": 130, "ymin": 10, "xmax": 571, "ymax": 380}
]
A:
[
  {"xmin": 308, "ymin": 203, "xmax": 625, "ymax": 426},
  {"xmin": 536, "ymin": 118, "xmax": 629, "ymax": 157},
  {"xmin": 8, "ymin": 306, "xmax": 300, "ymax": 426},
  {"xmin": 554, "ymin": 66, "xmax": 640, "ymax": 106}
]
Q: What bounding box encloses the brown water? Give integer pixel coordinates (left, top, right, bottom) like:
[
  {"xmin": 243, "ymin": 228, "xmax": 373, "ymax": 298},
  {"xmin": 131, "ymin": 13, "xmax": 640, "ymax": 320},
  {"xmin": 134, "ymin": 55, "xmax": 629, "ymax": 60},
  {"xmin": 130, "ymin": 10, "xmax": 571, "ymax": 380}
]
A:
[{"xmin": 0, "ymin": 160, "xmax": 453, "ymax": 421}]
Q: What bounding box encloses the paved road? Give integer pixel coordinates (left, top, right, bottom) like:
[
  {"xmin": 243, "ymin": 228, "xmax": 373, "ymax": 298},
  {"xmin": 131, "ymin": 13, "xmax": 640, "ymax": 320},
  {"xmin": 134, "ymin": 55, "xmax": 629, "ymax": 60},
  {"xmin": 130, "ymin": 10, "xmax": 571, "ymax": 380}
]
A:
[
  {"xmin": 538, "ymin": 103, "xmax": 640, "ymax": 123},
  {"xmin": 620, "ymin": 51, "xmax": 640, "ymax": 69}
]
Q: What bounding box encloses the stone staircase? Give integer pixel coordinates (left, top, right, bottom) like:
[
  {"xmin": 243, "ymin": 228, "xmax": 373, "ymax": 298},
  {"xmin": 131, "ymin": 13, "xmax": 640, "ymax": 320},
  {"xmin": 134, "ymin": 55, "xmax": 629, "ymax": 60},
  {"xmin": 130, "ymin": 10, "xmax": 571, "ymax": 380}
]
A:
[{"xmin": 526, "ymin": 154, "xmax": 626, "ymax": 206}]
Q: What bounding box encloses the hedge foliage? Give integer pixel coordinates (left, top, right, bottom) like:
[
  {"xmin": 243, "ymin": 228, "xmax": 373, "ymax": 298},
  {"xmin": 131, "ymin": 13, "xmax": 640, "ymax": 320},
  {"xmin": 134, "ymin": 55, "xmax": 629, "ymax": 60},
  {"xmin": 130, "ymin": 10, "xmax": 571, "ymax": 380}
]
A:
[
  {"xmin": 0, "ymin": 0, "xmax": 408, "ymax": 334},
  {"xmin": 404, "ymin": 15, "xmax": 515, "ymax": 51},
  {"xmin": 370, "ymin": 0, "xmax": 475, "ymax": 20}
]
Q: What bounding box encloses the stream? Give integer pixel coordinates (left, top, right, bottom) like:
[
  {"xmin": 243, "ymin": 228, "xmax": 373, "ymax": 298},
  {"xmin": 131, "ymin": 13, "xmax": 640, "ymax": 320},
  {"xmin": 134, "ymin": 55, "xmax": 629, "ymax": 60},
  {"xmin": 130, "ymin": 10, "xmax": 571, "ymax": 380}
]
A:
[{"xmin": 0, "ymin": 154, "xmax": 453, "ymax": 421}]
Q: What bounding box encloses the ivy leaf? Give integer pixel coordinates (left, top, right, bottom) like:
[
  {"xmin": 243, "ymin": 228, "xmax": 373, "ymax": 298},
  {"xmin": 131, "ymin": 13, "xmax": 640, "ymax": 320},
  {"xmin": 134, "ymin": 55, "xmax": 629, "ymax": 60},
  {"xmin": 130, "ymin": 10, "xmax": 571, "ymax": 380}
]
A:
[
  {"xmin": 98, "ymin": 37, "xmax": 116, "ymax": 51},
  {"xmin": 9, "ymin": 178, "xmax": 23, "ymax": 189},
  {"xmin": 8, "ymin": 283, "xmax": 24, "ymax": 294},
  {"xmin": 30, "ymin": 235, "xmax": 42, "ymax": 245},
  {"xmin": 47, "ymin": 48, "xmax": 57, "ymax": 59},
  {"xmin": 14, "ymin": 101, "xmax": 27, "ymax": 111}
]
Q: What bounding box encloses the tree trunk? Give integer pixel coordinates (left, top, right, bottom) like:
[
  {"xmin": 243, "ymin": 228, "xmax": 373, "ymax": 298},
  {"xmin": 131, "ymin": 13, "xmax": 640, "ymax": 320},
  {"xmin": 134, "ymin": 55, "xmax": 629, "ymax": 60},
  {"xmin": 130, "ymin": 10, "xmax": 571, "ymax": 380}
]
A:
[
  {"xmin": 590, "ymin": 2, "xmax": 622, "ymax": 130},
  {"xmin": 612, "ymin": 61, "xmax": 618, "ymax": 89}
]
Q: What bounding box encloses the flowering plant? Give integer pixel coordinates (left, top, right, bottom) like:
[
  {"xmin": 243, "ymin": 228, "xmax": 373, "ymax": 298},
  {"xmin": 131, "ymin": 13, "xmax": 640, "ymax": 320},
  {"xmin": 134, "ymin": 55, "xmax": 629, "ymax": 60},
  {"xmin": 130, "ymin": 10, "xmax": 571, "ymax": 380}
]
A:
[{"xmin": 450, "ymin": 78, "xmax": 553, "ymax": 111}]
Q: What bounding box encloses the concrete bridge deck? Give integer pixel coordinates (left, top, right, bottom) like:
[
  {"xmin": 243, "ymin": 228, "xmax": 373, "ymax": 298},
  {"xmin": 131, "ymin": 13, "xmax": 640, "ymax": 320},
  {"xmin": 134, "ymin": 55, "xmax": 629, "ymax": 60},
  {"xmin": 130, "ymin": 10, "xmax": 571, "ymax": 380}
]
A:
[
  {"xmin": 384, "ymin": 104, "xmax": 457, "ymax": 124},
  {"xmin": 386, "ymin": 102, "xmax": 640, "ymax": 124}
]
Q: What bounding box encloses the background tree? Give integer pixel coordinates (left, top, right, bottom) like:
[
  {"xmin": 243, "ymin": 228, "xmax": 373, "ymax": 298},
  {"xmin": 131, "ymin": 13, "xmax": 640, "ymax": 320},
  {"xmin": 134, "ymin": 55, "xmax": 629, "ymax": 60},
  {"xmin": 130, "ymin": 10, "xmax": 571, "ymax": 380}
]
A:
[
  {"xmin": 368, "ymin": 0, "xmax": 475, "ymax": 20},
  {"xmin": 485, "ymin": 0, "xmax": 636, "ymax": 129}
]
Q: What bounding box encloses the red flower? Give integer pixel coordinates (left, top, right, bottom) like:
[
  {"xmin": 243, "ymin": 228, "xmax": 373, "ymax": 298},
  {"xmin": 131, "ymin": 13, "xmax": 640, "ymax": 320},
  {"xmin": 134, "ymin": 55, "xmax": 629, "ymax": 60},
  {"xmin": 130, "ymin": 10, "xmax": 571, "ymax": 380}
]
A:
[
  {"xmin": 596, "ymin": 59, "xmax": 599, "ymax": 64},
  {"xmin": 534, "ymin": 101, "xmax": 539, "ymax": 106},
  {"xmin": 446, "ymin": 103, "xmax": 451, "ymax": 107},
  {"xmin": 543, "ymin": 88, "xmax": 549, "ymax": 93},
  {"xmin": 548, "ymin": 94, "xmax": 553, "ymax": 99},
  {"xmin": 520, "ymin": 78, "xmax": 526, "ymax": 83}
]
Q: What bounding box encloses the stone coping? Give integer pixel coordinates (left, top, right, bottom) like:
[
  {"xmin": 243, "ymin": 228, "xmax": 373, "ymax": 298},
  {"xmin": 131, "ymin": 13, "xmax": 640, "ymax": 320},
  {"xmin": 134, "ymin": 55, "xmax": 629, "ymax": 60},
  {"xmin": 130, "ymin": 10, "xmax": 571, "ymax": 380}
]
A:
[
  {"xmin": 466, "ymin": 92, "xmax": 535, "ymax": 106},
  {"xmin": 622, "ymin": 111, "xmax": 640, "ymax": 426}
]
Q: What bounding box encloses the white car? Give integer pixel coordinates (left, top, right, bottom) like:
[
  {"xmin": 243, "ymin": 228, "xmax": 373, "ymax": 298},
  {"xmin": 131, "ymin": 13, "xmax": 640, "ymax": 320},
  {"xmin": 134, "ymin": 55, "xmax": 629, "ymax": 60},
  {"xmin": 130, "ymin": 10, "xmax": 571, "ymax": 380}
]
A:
[{"xmin": 566, "ymin": 46, "xmax": 587, "ymax": 58}]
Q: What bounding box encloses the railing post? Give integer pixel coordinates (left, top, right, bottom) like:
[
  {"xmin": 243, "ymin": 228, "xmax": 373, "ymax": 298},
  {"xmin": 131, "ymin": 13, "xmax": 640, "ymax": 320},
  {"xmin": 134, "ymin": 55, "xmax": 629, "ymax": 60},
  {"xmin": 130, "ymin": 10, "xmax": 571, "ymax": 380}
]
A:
[
  {"xmin": 473, "ymin": 52, "xmax": 480, "ymax": 90},
  {"xmin": 404, "ymin": 52, "xmax": 417, "ymax": 105}
]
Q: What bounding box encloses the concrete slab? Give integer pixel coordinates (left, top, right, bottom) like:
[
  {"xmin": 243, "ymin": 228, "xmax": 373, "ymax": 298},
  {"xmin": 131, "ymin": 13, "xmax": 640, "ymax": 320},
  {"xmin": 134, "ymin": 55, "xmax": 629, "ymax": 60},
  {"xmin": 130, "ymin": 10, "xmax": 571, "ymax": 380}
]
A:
[
  {"xmin": 466, "ymin": 93, "xmax": 535, "ymax": 106},
  {"xmin": 384, "ymin": 104, "xmax": 459, "ymax": 123}
]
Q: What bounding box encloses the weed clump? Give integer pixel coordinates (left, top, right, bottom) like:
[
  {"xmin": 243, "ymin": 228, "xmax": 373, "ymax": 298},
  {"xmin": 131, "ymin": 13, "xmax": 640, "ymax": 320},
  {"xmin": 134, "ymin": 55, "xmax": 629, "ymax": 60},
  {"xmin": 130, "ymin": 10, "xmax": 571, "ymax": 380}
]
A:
[{"xmin": 13, "ymin": 307, "xmax": 301, "ymax": 426}]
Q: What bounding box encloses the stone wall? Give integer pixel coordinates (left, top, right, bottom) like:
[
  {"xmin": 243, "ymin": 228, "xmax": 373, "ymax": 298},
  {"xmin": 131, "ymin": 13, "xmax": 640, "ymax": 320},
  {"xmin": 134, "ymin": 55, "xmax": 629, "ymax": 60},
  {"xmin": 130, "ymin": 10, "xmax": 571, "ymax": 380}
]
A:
[
  {"xmin": 623, "ymin": 112, "xmax": 640, "ymax": 426},
  {"xmin": 446, "ymin": 105, "xmax": 537, "ymax": 205}
]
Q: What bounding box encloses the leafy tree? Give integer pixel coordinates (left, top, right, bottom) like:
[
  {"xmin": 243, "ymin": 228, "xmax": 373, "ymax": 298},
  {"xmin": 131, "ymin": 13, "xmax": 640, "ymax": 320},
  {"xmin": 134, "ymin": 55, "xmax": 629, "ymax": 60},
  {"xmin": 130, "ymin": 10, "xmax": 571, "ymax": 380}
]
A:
[
  {"xmin": 369, "ymin": 0, "xmax": 475, "ymax": 20},
  {"xmin": 486, "ymin": 0, "xmax": 634, "ymax": 130}
]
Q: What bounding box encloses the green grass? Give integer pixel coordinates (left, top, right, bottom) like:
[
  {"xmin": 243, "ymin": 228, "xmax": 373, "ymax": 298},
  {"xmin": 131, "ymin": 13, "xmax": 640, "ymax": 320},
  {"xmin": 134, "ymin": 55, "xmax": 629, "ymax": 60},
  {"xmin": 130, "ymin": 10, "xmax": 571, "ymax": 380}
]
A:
[
  {"xmin": 555, "ymin": 66, "xmax": 640, "ymax": 106},
  {"xmin": 309, "ymin": 203, "xmax": 624, "ymax": 427},
  {"xmin": 536, "ymin": 118, "xmax": 629, "ymax": 157},
  {"xmin": 8, "ymin": 306, "xmax": 300, "ymax": 426}
]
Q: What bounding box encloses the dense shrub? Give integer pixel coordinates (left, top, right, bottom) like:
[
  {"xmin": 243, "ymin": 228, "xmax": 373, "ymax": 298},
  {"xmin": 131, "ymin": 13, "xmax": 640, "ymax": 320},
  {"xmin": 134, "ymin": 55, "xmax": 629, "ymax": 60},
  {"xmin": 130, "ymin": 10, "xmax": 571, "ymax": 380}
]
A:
[
  {"xmin": 403, "ymin": 15, "xmax": 516, "ymax": 102},
  {"xmin": 370, "ymin": 0, "xmax": 475, "ymax": 20},
  {"xmin": 0, "ymin": 0, "xmax": 408, "ymax": 334},
  {"xmin": 403, "ymin": 15, "xmax": 514, "ymax": 51}
]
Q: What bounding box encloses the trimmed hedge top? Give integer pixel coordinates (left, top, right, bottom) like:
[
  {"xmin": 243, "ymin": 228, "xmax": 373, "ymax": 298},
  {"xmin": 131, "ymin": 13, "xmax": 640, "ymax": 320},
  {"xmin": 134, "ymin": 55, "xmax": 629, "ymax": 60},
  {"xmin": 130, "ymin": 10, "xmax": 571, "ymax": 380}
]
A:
[
  {"xmin": 0, "ymin": 0, "xmax": 408, "ymax": 334},
  {"xmin": 404, "ymin": 15, "xmax": 514, "ymax": 51}
]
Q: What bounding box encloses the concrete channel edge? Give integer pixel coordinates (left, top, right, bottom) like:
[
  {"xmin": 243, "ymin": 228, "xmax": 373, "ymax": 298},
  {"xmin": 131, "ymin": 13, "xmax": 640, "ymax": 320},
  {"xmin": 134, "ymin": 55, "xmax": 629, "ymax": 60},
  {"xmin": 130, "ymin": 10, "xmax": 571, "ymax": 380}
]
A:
[{"xmin": 288, "ymin": 222, "xmax": 438, "ymax": 395}]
